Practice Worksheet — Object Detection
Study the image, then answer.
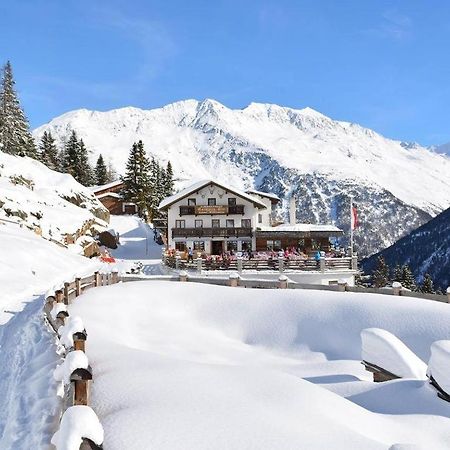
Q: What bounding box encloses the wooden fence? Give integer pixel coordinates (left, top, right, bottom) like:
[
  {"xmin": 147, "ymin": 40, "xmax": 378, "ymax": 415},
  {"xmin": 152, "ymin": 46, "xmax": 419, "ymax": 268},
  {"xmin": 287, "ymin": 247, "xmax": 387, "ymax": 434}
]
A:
[
  {"xmin": 164, "ymin": 255, "xmax": 357, "ymax": 273},
  {"xmin": 64, "ymin": 218, "xmax": 96, "ymax": 245},
  {"xmin": 44, "ymin": 270, "xmax": 119, "ymax": 449}
]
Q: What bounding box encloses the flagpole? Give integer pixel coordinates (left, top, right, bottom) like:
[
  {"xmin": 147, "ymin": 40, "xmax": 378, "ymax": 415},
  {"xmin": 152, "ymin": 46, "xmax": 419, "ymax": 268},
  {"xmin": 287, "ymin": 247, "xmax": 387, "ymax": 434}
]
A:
[{"xmin": 349, "ymin": 196, "xmax": 353, "ymax": 257}]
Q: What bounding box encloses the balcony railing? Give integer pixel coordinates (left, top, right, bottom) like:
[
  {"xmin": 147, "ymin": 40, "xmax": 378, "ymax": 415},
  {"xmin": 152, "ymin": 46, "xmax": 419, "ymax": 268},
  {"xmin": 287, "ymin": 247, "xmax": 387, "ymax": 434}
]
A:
[
  {"xmin": 172, "ymin": 227, "xmax": 253, "ymax": 238},
  {"xmin": 179, "ymin": 205, "xmax": 245, "ymax": 216}
]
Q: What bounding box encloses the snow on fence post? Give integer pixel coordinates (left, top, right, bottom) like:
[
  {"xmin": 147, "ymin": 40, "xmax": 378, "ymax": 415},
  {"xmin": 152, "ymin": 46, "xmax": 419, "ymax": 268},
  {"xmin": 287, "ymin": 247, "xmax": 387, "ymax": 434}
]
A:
[
  {"xmin": 179, "ymin": 270, "xmax": 188, "ymax": 282},
  {"xmin": 278, "ymin": 257, "xmax": 284, "ymax": 273},
  {"xmin": 75, "ymin": 278, "xmax": 82, "ymax": 297},
  {"xmin": 196, "ymin": 257, "xmax": 202, "ymax": 274},
  {"xmin": 279, "ymin": 274, "xmax": 288, "ymax": 289},
  {"xmin": 237, "ymin": 256, "xmax": 243, "ymax": 274},
  {"xmin": 55, "ymin": 289, "xmax": 64, "ymax": 303},
  {"xmin": 71, "ymin": 365, "xmax": 93, "ymax": 406},
  {"xmin": 94, "ymin": 272, "xmax": 100, "ymax": 288},
  {"xmin": 392, "ymin": 281, "xmax": 402, "ymax": 296},
  {"xmin": 111, "ymin": 271, "xmax": 119, "ymax": 284},
  {"xmin": 229, "ymin": 272, "xmax": 240, "ymax": 287},
  {"xmin": 447, "ymin": 287, "xmax": 450, "ymax": 304},
  {"xmin": 337, "ymin": 279, "xmax": 347, "ymax": 292},
  {"xmin": 319, "ymin": 257, "xmax": 325, "ymax": 273},
  {"xmin": 64, "ymin": 282, "xmax": 70, "ymax": 305},
  {"xmin": 73, "ymin": 329, "xmax": 88, "ymax": 352}
]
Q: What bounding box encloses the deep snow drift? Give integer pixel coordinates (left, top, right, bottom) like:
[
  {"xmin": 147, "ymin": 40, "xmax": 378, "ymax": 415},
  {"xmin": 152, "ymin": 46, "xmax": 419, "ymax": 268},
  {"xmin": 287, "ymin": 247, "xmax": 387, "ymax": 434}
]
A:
[{"xmin": 69, "ymin": 281, "xmax": 450, "ymax": 450}]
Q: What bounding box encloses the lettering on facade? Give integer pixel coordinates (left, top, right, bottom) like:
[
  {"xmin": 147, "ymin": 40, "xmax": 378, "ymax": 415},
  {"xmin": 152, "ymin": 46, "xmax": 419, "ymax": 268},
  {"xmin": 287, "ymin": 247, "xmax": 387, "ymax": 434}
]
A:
[{"xmin": 195, "ymin": 205, "xmax": 228, "ymax": 215}]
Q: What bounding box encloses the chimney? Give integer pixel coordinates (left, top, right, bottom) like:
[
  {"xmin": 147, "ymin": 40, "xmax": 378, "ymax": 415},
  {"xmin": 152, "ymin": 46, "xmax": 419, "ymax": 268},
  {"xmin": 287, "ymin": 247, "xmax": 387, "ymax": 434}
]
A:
[{"xmin": 289, "ymin": 195, "xmax": 296, "ymax": 225}]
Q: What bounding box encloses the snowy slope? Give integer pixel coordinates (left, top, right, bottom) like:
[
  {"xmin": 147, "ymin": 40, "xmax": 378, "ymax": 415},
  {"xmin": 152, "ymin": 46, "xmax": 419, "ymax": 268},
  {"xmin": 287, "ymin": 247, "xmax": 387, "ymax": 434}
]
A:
[
  {"xmin": 0, "ymin": 151, "xmax": 108, "ymax": 242},
  {"xmin": 362, "ymin": 206, "xmax": 450, "ymax": 290},
  {"xmin": 0, "ymin": 223, "xmax": 102, "ymax": 449},
  {"xmin": 69, "ymin": 281, "xmax": 450, "ymax": 449},
  {"xmin": 33, "ymin": 100, "xmax": 450, "ymax": 256}
]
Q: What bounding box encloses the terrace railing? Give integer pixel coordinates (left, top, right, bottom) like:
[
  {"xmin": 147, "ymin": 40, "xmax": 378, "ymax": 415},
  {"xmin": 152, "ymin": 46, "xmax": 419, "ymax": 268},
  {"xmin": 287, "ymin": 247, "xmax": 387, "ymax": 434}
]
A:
[{"xmin": 172, "ymin": 227, "xmax": 253, "ymax": 239}]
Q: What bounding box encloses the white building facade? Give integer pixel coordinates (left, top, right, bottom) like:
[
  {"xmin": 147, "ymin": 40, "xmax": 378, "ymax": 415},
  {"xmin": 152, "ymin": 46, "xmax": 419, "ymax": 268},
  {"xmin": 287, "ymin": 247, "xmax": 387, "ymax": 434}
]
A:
[{"xmin": 159, "ymin": 180, "xmax": 272, "ymax": 254}]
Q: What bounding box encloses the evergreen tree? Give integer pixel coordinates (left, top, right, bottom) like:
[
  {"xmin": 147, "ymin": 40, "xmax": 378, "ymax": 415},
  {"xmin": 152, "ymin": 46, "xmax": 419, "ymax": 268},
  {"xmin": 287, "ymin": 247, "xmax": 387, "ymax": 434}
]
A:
[
  {"xmin": 165, "ymin": 160, "xmax": 174, "ymax": 195},
  {"xmin": 121, "ymin": 140, "xmax": 152, "ymax": 216},
  {"xmin": 392, "ymin": 264, "xmax": 402, "ymax": 283},
  {"xmin": 0, "ymin": 61, "xmax": 36, "ymax": 157},
  {"xmin": 400, "ymin": 265, "xmax": 417, "ymax": 291},
  {"xmin": 372, "ymin": 256, "xmax": 390, "ymax": 288},
  {"xmin": 95, "ymin": 154, "xmax": 108, "ymax": 185},
  {"xmin": 39, "ymin": 131, "xmax": 59, "ymax": 170},
  {"xmin": 420, "ymin": 273, "xmax": 435, "ymax": 294},
  {"xmin": 77, "ymin": 139, "xmax": 94, "ymax": 186},
  {"xmin": 61, "ymin": 130, "xmax": 79, "ymax": 177}
]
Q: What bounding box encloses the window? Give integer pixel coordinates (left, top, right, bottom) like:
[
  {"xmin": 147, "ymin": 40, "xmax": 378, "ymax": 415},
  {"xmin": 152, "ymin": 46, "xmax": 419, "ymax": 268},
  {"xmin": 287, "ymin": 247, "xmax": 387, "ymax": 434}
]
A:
[
  {"xmin": 175, "ymin": 242, "xmax": 186, "ymax": 251},
  {"xmin": 228, "ymin": 198, "xmax": 236, "ymax": 206},
  {"xmin": 226, "ymin": 219, "xmax": 235, "ymax": 228},
  {"xmin": 208, "ymin": 198, "xmax": 216, "ymax": 206},
  {"xmin": 212, "ymin": 219, "xmax": 220, "ymax": 228},
  {"xmin": 311, "ymin": 239, "xmax": 320, "ymax": 250},
  {"xmin": 242, "ymin": 240, "xmax": 252, "ymax": 251},
  {"xmin": 227, "ymin": 241, "xmax": 238, "ymax": 251},
  {"xmin": 188, "ymin": 198, "xmax": 196, "ymax": 206},
  {"xmin": 195, "ymin": 220, "xmax": 203, "ymax": 228},
  {"xmin": 267, "ymin": 240, "xmax": 282, "ymax": 251},
  {"xmin": 241, "ymin": 219, "xmax": 251, "ymax": 228},
  {"xmin": 258, "ymin": 214, "xmax": 263, "ymax": 224},
  {"xmin": 175, "ymin": 220, "xmax": 185, "ymax": 228},
  {"xmin": 193, "ymin": 241, "xmax": 205, "ymax": 251},
  {"xmin": 298, "ymin": 238, "xmax": 305, "ymax": 248}
]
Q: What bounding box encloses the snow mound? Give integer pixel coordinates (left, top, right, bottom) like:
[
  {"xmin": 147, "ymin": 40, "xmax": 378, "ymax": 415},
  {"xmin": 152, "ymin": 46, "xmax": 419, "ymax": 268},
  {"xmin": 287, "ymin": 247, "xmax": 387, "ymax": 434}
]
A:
[
  {"xmin": 427, "ymin": 340, "xmax": 450, "ymax": 394},
  {"xmin": 51, "ymin": 303, "xmax": 68, "ymax": 320},
  {"xmin": 51, "ymin": 405, "xmax": 103, "ymax": 450},
  {"xmin": 361, "ymin": 328, "xmax": 427, "ymax": 379},
  {"xmin": 59, "ymin": 316, "xmax": 85, "ymax": 348},
  {"xmin": 53, "ymin": 350, "xmax": 89, "ymax": 384}
]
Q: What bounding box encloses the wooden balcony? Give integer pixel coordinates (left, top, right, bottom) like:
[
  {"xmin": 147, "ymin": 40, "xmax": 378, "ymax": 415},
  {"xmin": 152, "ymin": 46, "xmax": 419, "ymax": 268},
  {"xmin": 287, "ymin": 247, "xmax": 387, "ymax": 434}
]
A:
[
  {"xmin": 179, "ymin": 205, "xmax": 245, "ymax": 216},
  {"xmin": 172, "ymin": 227, "xmax": 253, "ymax": 238}
]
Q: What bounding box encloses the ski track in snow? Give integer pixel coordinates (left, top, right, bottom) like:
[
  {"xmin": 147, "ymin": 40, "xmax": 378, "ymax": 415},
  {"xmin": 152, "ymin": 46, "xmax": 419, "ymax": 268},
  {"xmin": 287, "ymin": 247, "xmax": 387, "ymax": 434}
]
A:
[{"xmin": 0, "ymin": 296, "xmax": 61, "ymax": 450}]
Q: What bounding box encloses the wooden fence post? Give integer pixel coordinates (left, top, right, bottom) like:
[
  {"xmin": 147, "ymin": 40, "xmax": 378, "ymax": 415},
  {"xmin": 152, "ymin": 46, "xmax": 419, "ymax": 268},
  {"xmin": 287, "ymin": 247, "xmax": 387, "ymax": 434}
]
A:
[
  {"xmin": 111, "ymin": 271, "xmax": 119, "ymax": 284},
  {"xmin": 64, "ymin": 282, "xmax": 70, "ymax": 305},
  {"xmin": 392, "ymin": 282, "xmax": 402, "ymax": 296},
  {"xmin": 71, "ymin": 366, "xmax": 92, "ymax": 406},
  {"xmin": 80, "ymin": 438, "xmax": 103, "ymax": 450},
  {"xmin": 278, "ymin": 274, "xmax": 288, "ymax": 289},
  {"xmin": 337, "ymin": 280, "xmax": 347, "ymax": 292},
  {"xmin": 75, "ymin": 278, "xmax": 82, "ymax": 297},
  {"xmin": 55, "ymin": 289, "xmax": 64, "ymax": 303},
  {"xmin": 179, "ymin": 270, "xmax": 188, "ymax": 282},
  {"xmin": 73, "ymin": 330, "xmax": 87, "ymax": 352},
  {"xmin": 229, "ymin": 273, "xmax": 239, "ymax": 287},
  {"xmin": 94, "ymin": 272, "xmax": 100, "ymax": 287}
]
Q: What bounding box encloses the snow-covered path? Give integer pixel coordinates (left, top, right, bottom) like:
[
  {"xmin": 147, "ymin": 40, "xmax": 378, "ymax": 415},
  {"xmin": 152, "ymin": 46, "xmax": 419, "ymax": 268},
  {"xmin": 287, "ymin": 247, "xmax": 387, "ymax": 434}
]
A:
[{"xmin": 108, "ymin": 215, "xmax": 164, "ymax": 275}]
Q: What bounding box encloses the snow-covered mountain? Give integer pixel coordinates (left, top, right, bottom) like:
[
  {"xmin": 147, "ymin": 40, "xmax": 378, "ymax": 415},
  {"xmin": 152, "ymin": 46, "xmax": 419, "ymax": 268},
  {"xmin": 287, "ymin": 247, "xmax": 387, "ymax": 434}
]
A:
[
  {"xmin": 432, "ymin": 142, "xmax": 450, "ymax": 156},
  {"xmin": 0, "ymin": 151, "xmax": 108, "ymax": 243},
  {"xmin": 33, "ymin": 99, "xmax": 450, "ymax": 256},
  {"xmin": 362, "ymin": 206, "xmax": 450, "ymax": 291}
]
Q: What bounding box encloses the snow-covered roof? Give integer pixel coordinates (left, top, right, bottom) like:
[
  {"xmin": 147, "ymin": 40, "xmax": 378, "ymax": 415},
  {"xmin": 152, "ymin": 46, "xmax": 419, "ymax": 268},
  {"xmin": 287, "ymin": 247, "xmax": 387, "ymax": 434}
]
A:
[
  {"xmin": 258, "ymin": 223, "xmax": 343, "ymax": 234},
  {"xmin": 246, "ymin": 189, "xmax": 281, "ymax": 203},
  {"xmin": 97, "ymin": 192, "xmax": 122, "ymax": 199},
  {"xmin": 159, "ymin": 180, "xmax": 267, "ymax": 209},
  {"xmin": 90, "ymin": 180, "xmax": 123, "ymax": 193}
]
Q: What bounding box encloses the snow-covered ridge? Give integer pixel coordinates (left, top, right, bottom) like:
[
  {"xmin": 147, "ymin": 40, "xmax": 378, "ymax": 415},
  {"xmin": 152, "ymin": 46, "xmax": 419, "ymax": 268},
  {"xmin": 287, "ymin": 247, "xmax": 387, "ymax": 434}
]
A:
[
  {"xmin": 33, "ymin": 99, "xmax": 450, "ymax": 256},
  {"xmin": 0, "ymin": 151, "xmax": 108, "ymax": 241}
]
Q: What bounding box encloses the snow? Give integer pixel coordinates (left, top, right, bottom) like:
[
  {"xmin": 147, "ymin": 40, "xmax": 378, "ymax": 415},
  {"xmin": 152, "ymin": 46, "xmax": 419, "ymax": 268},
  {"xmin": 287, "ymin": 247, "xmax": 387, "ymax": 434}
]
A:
[
  {"xmin": 59, "ymin": 316, "xmax": 85, "ymax": 348},
  {"xmin": 361, "ymin": 328, "xmax": 427, "ymax": 379},
  {"xmin": 0, "ymin": 151, "xmax": 107, "ymax": 241},
  {"xmin": 427, "ymin": 340, "xmax": 450, "ymax": 395},
  {"xmin": 245, "ymin": 189, "xmax": 281, "ymax": 201},
  {"xmin": 68, "ymin": 281, "xmax": 450, "ymax": 449},
  {"xmin": 53, "ymin": 350, "xmax": 89, "ymax": 384},
  {"xmin": 34, "ymin": 99, "xmax": 450, "ymax": 215},
  {"xmin": 158, "ymin": 179, "xmax": 267, "ymax": 209},
  {"xmin": 51, "ymin": 303, "xmax": 68, "ymax": 320},
  {"xmin": 90, "ymin": 179, "xmax": 123, "ymax": 193},
  {"xmin": 51, "ymin": 405, "xmax": 104, "ymax": 450},
  {"xmin": 258, "ymin": 223, "xmax": 343, "ymax": 233}
]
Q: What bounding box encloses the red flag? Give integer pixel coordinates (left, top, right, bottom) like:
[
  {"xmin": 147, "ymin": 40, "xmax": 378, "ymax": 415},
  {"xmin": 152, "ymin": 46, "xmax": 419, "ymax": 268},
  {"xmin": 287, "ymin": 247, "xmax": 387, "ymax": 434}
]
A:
[{"xmin": 351, "ymin": 204, "xmax": 359, "ymax": 230}]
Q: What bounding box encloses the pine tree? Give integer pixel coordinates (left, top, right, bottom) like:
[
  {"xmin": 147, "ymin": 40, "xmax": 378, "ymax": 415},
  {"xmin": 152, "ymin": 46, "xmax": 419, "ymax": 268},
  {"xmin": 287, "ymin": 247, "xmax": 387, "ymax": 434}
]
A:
[
  {"xmin": 76, "ymin": 139, "xmax": 94, "ymax": 186},
  {"xmin": 0, "ymin": 61, "xmax": 36, "ymax": 157},
  {"xmin": 165, "ymin": 160, "xmax": 174, "ymax": 196},
  {"xmin": 372, "ymin": 256, "xmax": 390, "ymax": 288},
  {"xmin": 121, "ymin": 140, "xmax": 152, "ymax": 216},
  {"xmin": 420, "ymin": 273, "xmax": 435, "ymax": 294},
  {"xmin": 39, "ymin": 131, "xmax": 59, "ymax": 170},
  {"xmin": 95, "ymin": 154, "xmax": 108, "ymax": 185},
  {"xmin": 61, "ymin": 130, "xmax": 79, "ymax": 177},
  {"xmin": 400, "ymin": 265, "xmax": 417, "ymax": 291},
  {"xmin": 392, "ymin": 265, "xmax": 402, "ymax": 283}
]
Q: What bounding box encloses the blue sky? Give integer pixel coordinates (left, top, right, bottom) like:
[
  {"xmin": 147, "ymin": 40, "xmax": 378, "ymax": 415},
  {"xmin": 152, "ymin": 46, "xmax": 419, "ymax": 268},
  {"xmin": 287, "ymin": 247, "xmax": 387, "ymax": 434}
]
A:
[{"xmin": 1, "ymin": 0, "xmax": 449, "ymax": 145}]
